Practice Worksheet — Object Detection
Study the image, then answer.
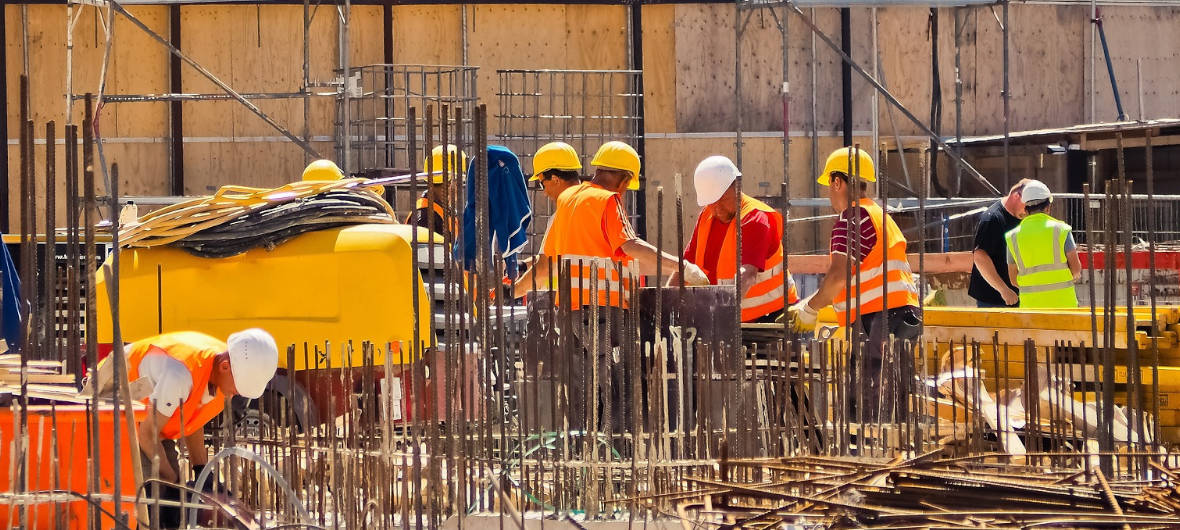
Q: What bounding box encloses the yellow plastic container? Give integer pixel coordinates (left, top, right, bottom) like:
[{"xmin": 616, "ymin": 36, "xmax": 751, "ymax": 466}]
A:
[{"xmin": 95, "ymin": 224, "xmax": 435, "ymax": 370}]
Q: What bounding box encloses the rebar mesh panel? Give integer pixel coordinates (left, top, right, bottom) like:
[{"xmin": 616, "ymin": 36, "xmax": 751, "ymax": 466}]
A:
[
  {"xmin": 336, "ymin": 64, "xmax": 479, "ymax": 178},
  {"xmin": 495, "ymin": 69, "xmax": 643, "ymax": 253}
]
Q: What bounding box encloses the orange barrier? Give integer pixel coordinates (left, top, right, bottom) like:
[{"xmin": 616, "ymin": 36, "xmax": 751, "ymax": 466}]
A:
[{"xmin": 0, "ymin": 403, "xmax": 146, "ymax": 529}]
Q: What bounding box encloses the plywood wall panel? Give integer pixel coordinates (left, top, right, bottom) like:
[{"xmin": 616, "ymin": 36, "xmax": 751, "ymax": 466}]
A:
[
  {"xmin": 180, "ymin": 6, "xmax": 236, "ymax": 138},
  {"xmin": 109, "ymin": 5, "xmax": 170, "ymax": 138},
  {"xmin": 565, "ymin": 5, "xmax": 627, "ymax": 71},
  {"xmin": 392, "ymin": 5, "xmax": 462, "ymax": 66},
  {"xmin": 468, "ymin": 4, "xmax": 568, "ymax": 136},
  {"xmin": 673, "ymin": 5, "xmax": 874, "ymax": 134},
  {"xmin": 641, "ymin": 5, "xmax": 676, "ymax": 133}
]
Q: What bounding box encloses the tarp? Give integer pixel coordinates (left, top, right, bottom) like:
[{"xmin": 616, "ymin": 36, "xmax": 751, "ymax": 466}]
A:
[
  {"xmin": 456, "ymin": 145, "xmax": 532, "ymax": 279},
  {"xmin": 0, "ymin": 238, "xmax": 23, "ymax": 351}
]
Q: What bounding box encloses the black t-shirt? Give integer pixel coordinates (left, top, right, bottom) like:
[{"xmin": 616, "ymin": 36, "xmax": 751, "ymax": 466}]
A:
[{"xmin": 968, "ymin": 201, "xmax": 1021, "ymax": 305}]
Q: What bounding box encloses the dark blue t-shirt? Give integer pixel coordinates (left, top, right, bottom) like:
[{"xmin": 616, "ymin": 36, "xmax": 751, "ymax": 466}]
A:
[{"xmin": 968, "ymin": 201, "xmax": 1021, "ymax": 306}]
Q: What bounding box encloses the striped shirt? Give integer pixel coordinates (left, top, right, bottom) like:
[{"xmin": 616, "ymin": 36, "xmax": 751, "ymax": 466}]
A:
[{"xmin": 830, "ymin": 206, "xmax": 878, "ymax": 261}]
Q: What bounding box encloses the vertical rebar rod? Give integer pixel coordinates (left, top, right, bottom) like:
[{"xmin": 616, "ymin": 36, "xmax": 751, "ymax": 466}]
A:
[
  {"xmin": 44, "ymin": 121, "xmax": 57, "ymax": 364},
  {"xmin": 1145, "ymin": 131, "xmax": 1160, "ymax": 452}
]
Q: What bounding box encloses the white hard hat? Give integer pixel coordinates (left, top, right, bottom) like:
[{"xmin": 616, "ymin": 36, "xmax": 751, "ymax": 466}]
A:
[
  {"xmin": 1021, "ymin": 180, "xmax": 1053, "ymax": 204},
  {"xmin": 227, "ymin": 328, "xmax": 279, "ymax": 399},
  {"xmin": 694, "ymin": 155, "xmax": 741, "ymax": 207}
]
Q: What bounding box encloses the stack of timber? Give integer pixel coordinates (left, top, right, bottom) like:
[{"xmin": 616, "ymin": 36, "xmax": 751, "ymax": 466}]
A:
[
  {"xmin": 673, "ymin": 452, "xmax": 1180, "ymax": 528},
  {"xmin": 0, "ymin": 353, "xmax": 84, "ymax": 403}
]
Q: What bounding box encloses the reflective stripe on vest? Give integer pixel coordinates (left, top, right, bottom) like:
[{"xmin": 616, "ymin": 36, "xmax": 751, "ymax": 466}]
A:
[
  {"xmin": 831, "ymin": 199, "xmax": 921, "ymax": 326},
  {"xmin": 1005, "ymin": 213, "xmax": 1078, "ymax": 308},
  {"xmin": 406, "ymin": 196, "xmax": 457, "ymax": 235},
  {"xmin": 546, "ymin": 183, "xmax": 636, "ymax": 309},
  {"xmin": 693, "ymin": 194, "xmax": 799, "ymax": 321},
  {"xmin": 124, "ymin": 331, "xmax": 227, "ymax": 439}
]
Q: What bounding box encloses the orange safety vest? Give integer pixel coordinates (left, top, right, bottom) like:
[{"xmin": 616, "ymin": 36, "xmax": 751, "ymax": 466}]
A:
[
  {"xmin": 125, "ymin": 332, "xmax": 227, "ymax": 439},
  {"xmin": 832, "ymin": 198, "xmax": 920, "ymax": 326},
  {"xmin": 692, "ymin": 194, "xmax": 799, "ymax": 322},
  {"xmin": 545, "ymin": 182, "xmax": 636, "ymax": 309},
  {"xmin": 405, "ymin": 196, "xmax": 458, "ymax": 236}
]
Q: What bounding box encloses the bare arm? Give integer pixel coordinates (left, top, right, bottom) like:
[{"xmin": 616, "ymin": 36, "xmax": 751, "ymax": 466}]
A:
[
  {"xmin": 739, "ymin": 264, "xmax": 759, "ymax": 297},
  {"xmin": 184, "ymin": 428, "xmax": 208, "ymax": 469},
  {"xmin": 138, "ymin": 410, "xmax": 179, "ymax": 482},
  {"xmin": 974, "ymin": 249, "xmax": 1015, "ymax": 294},
  {"xmin": 512, "ymin": 255, "xmax": 551, "ymax": 299},
  {"xmin": 1066, "ymin": 250, "xmax": 1082, "ymax": 281},
  {"xmin": 974, "ymin": 249, "xmax": 1019, "ymax": 305},
  {"xmin": 806, "ymin": 253, "xmax": 850, "ymax": 311},
  {"xmin": 1008, "ymin": 263, "xmax": 1020, "ymax": 287},
  {"xmin": 621, "ymin": 239, "xmax": 680, "ymax": 279}
]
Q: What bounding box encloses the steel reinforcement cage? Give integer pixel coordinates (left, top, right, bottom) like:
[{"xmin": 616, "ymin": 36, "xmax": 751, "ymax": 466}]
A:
[
  {"xmin": 335, "ymin": 64, "xmax": 480, "ymax": 179},
  {"xmin": 495, "ymin": 69, "xmax": 644, "ymax": 253}
]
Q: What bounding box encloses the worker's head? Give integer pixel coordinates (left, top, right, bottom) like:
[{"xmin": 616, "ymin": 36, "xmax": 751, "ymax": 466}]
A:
[
  {"xmin": 211, "ymin": 329, "xmax": 279, "ymax": 400},
  {"xmin": 694, "ymin": 155, "xmax": 742, "ymax": 221},
  {"xmin": 818, "ymin": 147, "xmax": 875, "ymax": 213},
  {"xmin": 302, "ymin": 159, "xmax": 345, "ymax": 181},
  {"xmin": 1004, "ymin": 178, "xmax": 1033, "ymax": 217},
  {"xmin": 590, "ymin": 141, "xmax": 641, "ymax": 193},
  {"xmin": 530, "ymin": 142, "xmax": 584, "ymax": 201},
  {"xmin": 1021, "ymin": 180, "xmax": 1053, "ymax": 215}
]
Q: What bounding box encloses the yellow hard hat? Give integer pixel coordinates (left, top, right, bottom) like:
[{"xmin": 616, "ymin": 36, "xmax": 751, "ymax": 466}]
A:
[
  {"xmin": 817, "ymin": 147, "xmax": 876, "ymax": 186},
  {"xmin": 590, "ymin": 141, "xmax": 641, "ymax": 191},
  {"xmin": 530, "ymin": 142, "xmax": 582, "ymax": 181},
  {"xmin": 302, "ymin": 159, "xmax": 344, "ymax": 181},
  {"xmin": 423, "ymin": 145, "xmax": 468, "ymax": 184}
]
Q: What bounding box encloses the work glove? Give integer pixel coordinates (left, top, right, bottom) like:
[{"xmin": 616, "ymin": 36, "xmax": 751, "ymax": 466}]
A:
[
  {"xmin": 682, "ymin": 263, "xmax": 711, "ymax": 287},
  {"xmin": 787, "ymin": 297, "xmax": 819, "ymax": 333}
]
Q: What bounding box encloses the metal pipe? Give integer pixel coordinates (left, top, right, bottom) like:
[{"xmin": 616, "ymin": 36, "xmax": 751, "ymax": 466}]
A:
[
  {"xmin": 1093, "ymin": 10, "xmax": 1127, "ymax": 121},
  {"xmin": 1145, "ymin": 130, "xmax": 1160, "ymax": 450}
]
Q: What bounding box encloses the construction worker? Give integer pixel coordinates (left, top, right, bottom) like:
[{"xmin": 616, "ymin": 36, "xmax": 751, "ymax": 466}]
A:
[
  {"xmin": 104, "ymin": 329, "xmax": 278, "ymax": 527},
  {"xmin": 682, "ymin": 155, "xmax": 799, "ymax": 322},
  {"xmin": 515, "ymin": 141, "xmax": 585, "ymax": 294},
  {"xmin": 787, "ymin": 147, "xmax": 921, "ymax": 422},
  {"xmin": 969, "ymin": 179, "xmax": 1030, "ymax": 308},
  {"xmin": 514, "ymin": 140, "xmax": 707, "ymax": 430},
  {"xmin": 1005, "ymin": 180, "xmax": 1082, "ymax": 308},
  {"xmin": 513, "ymin": 140, "xmax": 708, "ymax": 300},
  {"xmin": 406, "ymin": 145, "xmax": 465, "ymax": 241}
]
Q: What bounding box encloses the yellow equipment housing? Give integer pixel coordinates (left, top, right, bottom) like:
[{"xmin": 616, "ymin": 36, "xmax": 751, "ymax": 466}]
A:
[{"xmin": 94, "ymin": 224, "xmax": 435, "ymax": 370}]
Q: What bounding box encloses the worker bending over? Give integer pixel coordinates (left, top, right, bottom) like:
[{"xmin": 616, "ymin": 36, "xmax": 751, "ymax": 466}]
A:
[
  {"xmin": 102, "ymin": 329, "xmax": 278, "ymax": 527},
  {"xmin": 515, "ymin": 141, "xmax": 585, "ymax": 294},
  {"xmin": 788, "ymin": 147, "xmax": 921, "ymax": 422},
  {"xmin": 969, "ymin": 179, "xmax": 1030, "ymax": 308},
  {"xmin": 514, "ymin": 140, "xmax": 706, "ymax": 430},
  {"xmin": 682, "ymin": 155, "xmax": 798, "ymax": 322},
  {"xmin": 1005, "ymin": 180, "xmax": 1082, "ymax": 308},
  {"xmin": 406, "ymin": 145, "xmax": 465, "ymax": 241}
]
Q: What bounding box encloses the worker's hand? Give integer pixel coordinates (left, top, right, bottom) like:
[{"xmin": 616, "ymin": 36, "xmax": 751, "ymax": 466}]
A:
[
  {"xmin": 682, "ymin": 263, "xmax": 710, "ymax": 287},
  {"xmin": 1000, "ymin": 287, "xmax": 1019, "ymax": 306},
  {"xmin": 787, "ymin": 297, "xmax": 819, "ymax": 333}
]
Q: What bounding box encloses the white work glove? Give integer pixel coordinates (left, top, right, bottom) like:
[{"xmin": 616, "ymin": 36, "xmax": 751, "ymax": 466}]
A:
[
  {"xmin": 787, "ymin": 296, "xmax": 819, "ymax": 333},
  {"xmin": 682, "ymin": 263, "xmax": 711, "ymax": 287}
]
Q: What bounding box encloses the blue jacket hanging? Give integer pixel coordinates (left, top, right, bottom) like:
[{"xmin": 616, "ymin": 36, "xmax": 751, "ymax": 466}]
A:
[
  {"xmin": 0, "ymin": 237, "xmax": 22, "ymax": 351},
  {"xmin": 456, "ymin": 145, "xmax": 532, "ymax": 278}
]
